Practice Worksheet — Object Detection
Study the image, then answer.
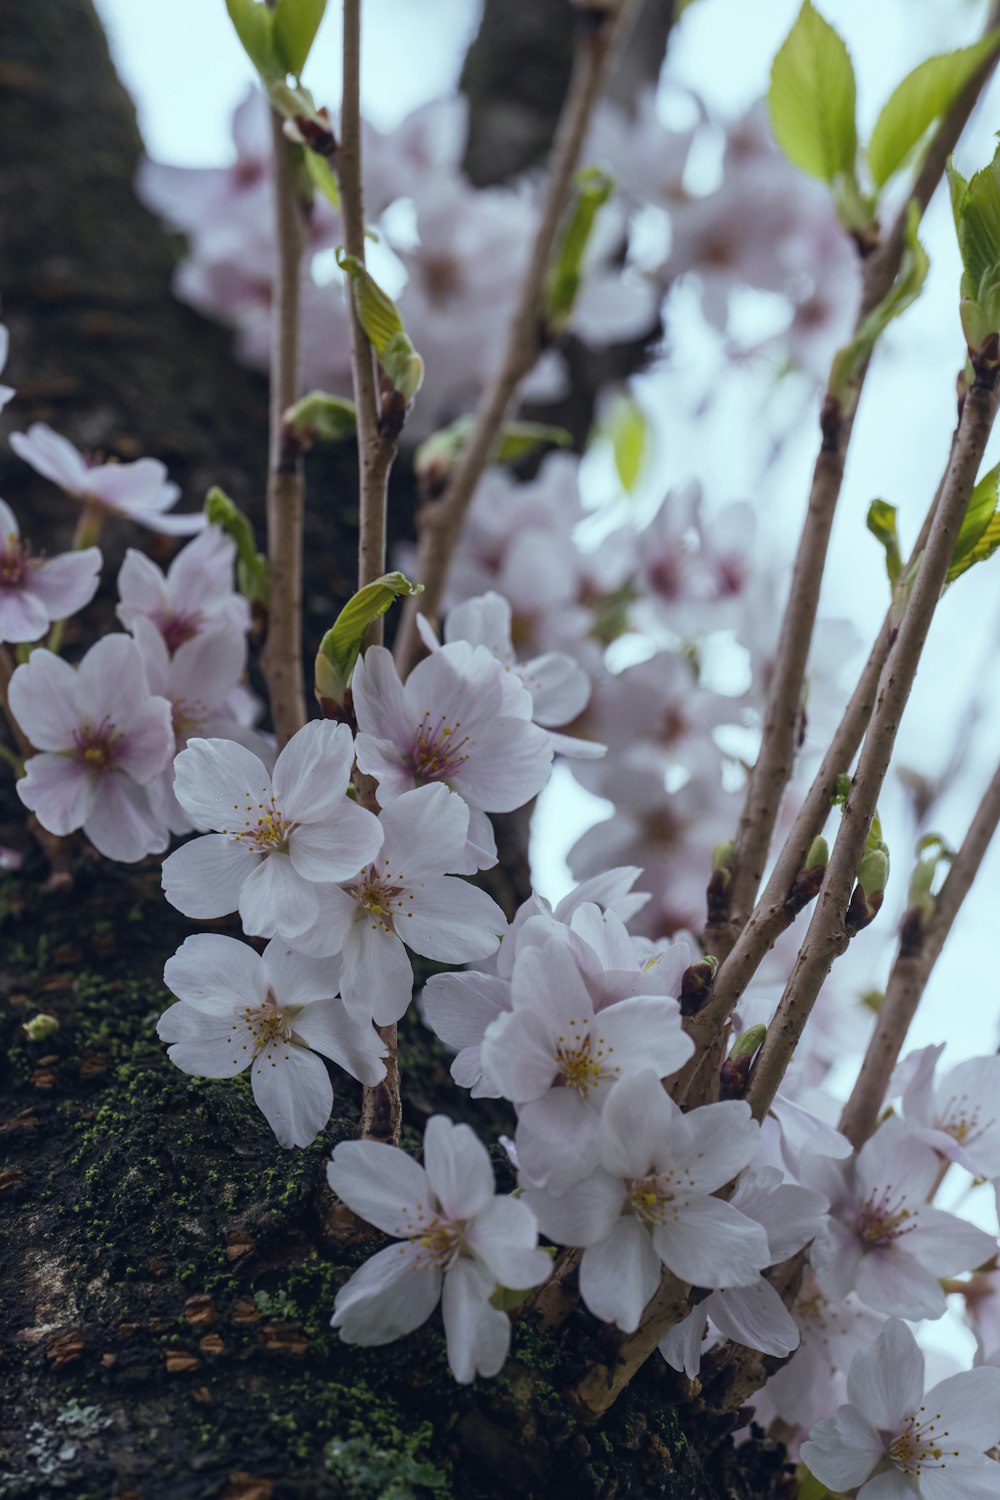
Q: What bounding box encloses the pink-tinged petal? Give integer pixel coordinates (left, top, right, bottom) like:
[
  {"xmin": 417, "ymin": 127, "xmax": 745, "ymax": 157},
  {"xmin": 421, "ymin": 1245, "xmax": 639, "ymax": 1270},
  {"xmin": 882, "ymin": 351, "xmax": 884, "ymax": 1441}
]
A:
[
  {"xmin": 652, "ymin": 1196, "xmax": 769, "ymax": 1288},
  {"xmin": 922, "ymin": 1365, "xmax": 1000, "ymax": 1452},
  {"xmin": 481, "ymin": 1007, "xmax": 558, "ymax": 1103},
  {"xmin": 161, "ymin": 833, "xmax": 258, "ymax": 918},
  {"xmin": 732, "ymin": 1175, "xmax": 828, "ymax": 1264},
  {"xmin": 84, "ymin": 457, "xmax": 178, "ymax": 514},
  {"xmin": 116, "ymin": 548, "xmax": 169, "ymax": 630},
  {"xmin": 520, "ymin": 651, "xmax": 590, "ymax": 726},
  {"xmin": 443, "ymin": 593, "xmax": 513, "ymax": 658},
  {"xmin": 810, "ymin": 1218, "xmax": 866, "ymax": 1302},
  {"xmin": 8, "ymin": 650, "xmax": 81, "ymax": 749},
  {"xmin": 353, "ymin": 733, "xmax": 413, "ymax": 799},
  {"xmin": 599, "ymin": 1071, "xmax": 681, "ymax": 1179},
  {"xmin": 352, "ymin": 645, "xmax": 414, "ymax": 745},
  {"xmin": 83, "ymin": 775, "xmax": 169, "ymax": 862},
  {"xmin": 166, "ymin": 524, "xmax": 239, "ymax": 614},
  {"xmin": 26, "ymin": 548, "xmax": 102, "ymax": 619},
  {"xmin": 114, "ymin": 697, "xmax": 174, "ymax": 783},
  {"xmin": 801, "ymin": 1407, "xmax": 886, "ymax": 1494},
  {"xmin": 465, "ymin": 1197, "xmax": 551, "ymax": 1290},
  {"xmin": 0, "ymin": 587, "xmax": 51, "ymax": 643},
  {"xmin": 272, "ymin": 719, "xmax": 356, "ymax": 819},
  {"xmin": 423, "ymin": 1116, "xmax": 495, "ymax": 1222},
  {"xmin": 75, "ymin": 635, "xmax": 150, "ymax": 733},
  {"xmin": 0, "ymin": 499, "xmax": 20, "ymax": 541},
  {"xmin": 328, "ymin": 1139, "xmax": 433, "ymax": 1235},
  {"xmin": 669, "ymin": 1099, "xmax": 761, "ymax": 1193},
  {"xmin": 856, "ymin": 1120, "xmax": 941, "ymax": 1205},
  {"xmin": 157, "ymin": 1000, "xmax": 251, "ymax": 1077},
  {"xmin": 422, "ymin": 971, "xmax": 511, "ymax": 1051},
  {"xmin": 708, "ymin": 1279, "xmax": 800, "ymax": 1359},
  {"xmin": 291, "ymin": 999, "xmax": 386, "ymax": 1086},
  {"xmin": 854, "ymin": 1247, "xmax": 946, "ymax": 1320},
  {"xmin": 169, "ymin": 625, "xmax": 246, "ymax": 705},
  {"xmin": 238, "ymin": 855, "xmax": 319, "ymax": 940},
  {"xmin": 515, "ymin": 1089, "xmax": 601, "ymax": 1193},
  {"xmin": 332, "ymin": 1242, "xmax": 441, "ymax": 1346},
  {"xmin": 580, "ymin": 1217, "xmax": 661, "ymax": 1333},
  {"xmin": 288, "ymin": 799, "xmax": 384, "ymax": 884},
  {"xmin": 405, "ymin": 878, "xmax": 505, "ymax": 964},
  {"xmin": 164, "ymin": 932, "xmax": 266, "ymax": 1014},
  {"xmin": 10, "ymin": 424, "xmax": 90, "ymax": 494},
  {"xmin": 16, "ymin": 753, "xmax": 95, "ymax": 834},
  {"xmin": 172, "ymin": 736, "xmax": 272, "ymax": 831},
  {"xmin": 260, "ymin": 940, "xmax": 339, "ymax": 1008},
  {"xmin": 130, "ymin": 615, "xmax": 170, "ymax": 695},
  {"xmin": 905, "ymin": 1206, "xmax": 998, "ymax": 1276},
  {"xmin": 442, "ymin": 1258, "xmax": 505, "ymax": 1383},
  {"xmin": 340, "ymin": 922, "xmax": 414, "ymax": 1027},
  {"xmin": 377, "ymin": 783, "xmax": 469, "ymax": 880},
  {"xmin": 522, "ymin": 1168, "xmax": 627, "ymax": 1246},
  {"xmin": 451, "ymin": 717, "xmax": 553, "ymax": 813},
  {"xmin": 251, "ymin": 1041, "xmax": 334, "ymax": 1148},
  {"xmin": 403, "ymin": 648, "xmax": 504, "ymax": 740}
]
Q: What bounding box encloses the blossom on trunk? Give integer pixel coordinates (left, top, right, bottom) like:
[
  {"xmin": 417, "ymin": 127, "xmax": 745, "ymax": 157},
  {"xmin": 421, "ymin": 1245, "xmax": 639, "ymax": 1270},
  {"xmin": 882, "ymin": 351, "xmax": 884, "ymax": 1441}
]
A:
[
  {"xmin": 807, "ymin": 1120, "xmax": 997, "ymax": 1320},
  {"xmin": 293, "ymin": 783, "xmax": 506, "ymax": 1026},
  {"xmin": 481, "ymin": 938, "xmax": 694, "ymax": 1191},
  {"xmin": 328, "ymin": 1115, "xmax": 551, "ymax": 1383},
  {"xmin": 802, "ymin": 1317, "xmax": 1000, "ymax": 1500},
  {"xmin": 352, "ymin": 642, "xmax": 553, "ymax": 871},
  {"xmin": 159, "ymin": 934, "xmax": 385, "ymax": 1148},
  {"xmin": 161, "ymin": 722, "xmax": 382, "ymax": 940},
  {"xmin": 9, "ymin": 636, "xmax": 174, "ymax": 862},
  {"xmin": 116, "ymin": 526, "xmax": 250, "ymax": 649},
  {"xmin": 523, "ymin": 1071, "xmax": 769, "ymax": 1331},
  {"xmin": 0, "ymin": 497, "xmax": 101, "ymax": 642},
  {"xmin": 10, "ymin": 422, "xmax": 204, "ymax": 535}
]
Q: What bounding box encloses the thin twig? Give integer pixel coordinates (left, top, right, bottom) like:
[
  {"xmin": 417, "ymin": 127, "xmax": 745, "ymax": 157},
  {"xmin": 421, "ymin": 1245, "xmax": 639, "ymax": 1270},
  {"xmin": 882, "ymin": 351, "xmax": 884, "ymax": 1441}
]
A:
[
  {"xmin": 838, "ymin": 759, "xmax": 1000, "ymax": 1149},
  {"xmin": 260, "ymin": 110, "xmax": 308, "ymax": 748},
  {"xmin": 743, "ymin": 376, "xmax": 1000, "ymax": 1125},
  {"xmin": 392, "ymin": 0, "xmax": 638, "ymax": 675}
]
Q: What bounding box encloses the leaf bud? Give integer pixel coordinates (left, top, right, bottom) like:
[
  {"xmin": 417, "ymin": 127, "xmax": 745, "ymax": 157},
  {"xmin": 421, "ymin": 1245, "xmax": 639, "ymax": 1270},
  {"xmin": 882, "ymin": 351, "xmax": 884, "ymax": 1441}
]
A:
[
  {"xmin": 679, "ymin": 956, "xmax": 718, "ymax": 1018},
  {"xmin": 283, "ymin": 391, "xmax": 356, "ymax": 452},
  {"xmin": 720, "ymin": 1024, "xmax": 766, "ymax": 1100}
]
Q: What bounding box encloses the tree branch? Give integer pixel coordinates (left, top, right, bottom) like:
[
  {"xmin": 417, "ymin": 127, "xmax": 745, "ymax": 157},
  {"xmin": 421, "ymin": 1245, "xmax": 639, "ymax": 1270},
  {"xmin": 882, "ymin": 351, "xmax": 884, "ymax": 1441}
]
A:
[{"xmin": 838, "ymin": 759, "xmax": 1000, "ymax": 1149}]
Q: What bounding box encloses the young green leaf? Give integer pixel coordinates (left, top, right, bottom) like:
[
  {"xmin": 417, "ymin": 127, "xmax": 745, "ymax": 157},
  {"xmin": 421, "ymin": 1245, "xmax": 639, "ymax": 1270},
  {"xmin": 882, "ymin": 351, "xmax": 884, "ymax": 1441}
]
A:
[
  {"xmin": 225, "ymin": 0, "xmax": 282, "ymax": 80},
  {"xmin": 283, "ymin": 391, "xmax": 357, "ymax": 449},
  {"xmin": 946, "ymin": 463, "xmax": 1000, "ymax": 585},
  {"xmin": 866, "ymin": 498, "xmax": 903, "ymax": 584},
  {"xmin": 304, "ymin": 149, "xmax": 341, "ymax": 210},
  {"xmin": 608, "ymin": 395, "xmax": 650, "ymax": 494},
  {"xmin": 868, "ymin": 31, "xmax": 1000, "ymax": 191},
  {"xmin": 829, "ymin": 201, "xmax": 928, "ymax": 401},
  {"xmin": 768, "ymin": 1, "xmax": 857, "ymax": 183},
  {"xmin": 314, "ymin": 573, "xmax": 423, "ymax": 709},
  {"xmin": 337, "ymin": 253, "xmax": 424, "ymax": 400},
  {"xmin": 273, "ymin": 0, "xmax": 327, "ymax": 77},
  {"xmin": 545, "ymin": 166, "xmax": 615, "ymax": 333},
  {"xmin": 204, "ymin": 486, "xmax": 269, "ymax": 606}
]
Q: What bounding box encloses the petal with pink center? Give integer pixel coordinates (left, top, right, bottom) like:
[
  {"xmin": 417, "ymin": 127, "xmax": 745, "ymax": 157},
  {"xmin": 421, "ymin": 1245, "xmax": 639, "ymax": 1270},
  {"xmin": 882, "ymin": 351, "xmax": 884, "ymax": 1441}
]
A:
[
  {"xmin": 251, "ymin": 1042, "xmax": 333, "ymax": 1148},
  {"xmin": 580, "ymin": 1217, "xmax": 661, "ymax": 1333},
  {"xmin": 161, "ymin": 833, "xmax": 258, "ymax": 918},
  {"xmin": 75, "ymin": 634, "xmax": 151, "ymax": 732},
  {"xmin": 328, "ymin": 1139, "xmax": 433, "ymax": 1236},
  {"xmin": 8, "ymin": 650, "xmax": 81, "ymax": 749},
  {"xmin": 332, "ymin": 1241, "xmax": 442, "ymax": 1346},
  {"xmin": 288, "ymin": 798, "xmax": 384, "ymax": 883},
  {"xmin": 164, "ymin": 932, "xmax": 266, "ymax": 1015},
  {"xmin": 16, "ymin": 753, "xmax": 95, "ymax": 834},
  {"xmin": 423, "ymin": 1116, "xmax": 494, "ymax": 1222}
]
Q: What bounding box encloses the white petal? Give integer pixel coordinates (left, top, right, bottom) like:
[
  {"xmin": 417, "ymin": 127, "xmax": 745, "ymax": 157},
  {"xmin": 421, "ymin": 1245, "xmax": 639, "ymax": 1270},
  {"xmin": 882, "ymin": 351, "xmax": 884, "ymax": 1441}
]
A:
[
  {"xmin": 333, "ymin": 1241, "xmax": 441, "ymax": 1345},
  {"xmin": 405, "ymin": 878, "xmax": 505, "ymax": 963},
  {"xmin": 845, "ymin": 1317, "xmax": 923, "ymax": 1431},
  {"xmin": 920, "ymin": 1365, "xmax": 1000, "ymax": 1453},
  {"xmin": 289, "ymin": 799, "xmax": 384, "ymax": 883},
  {"xmin": 708, "ymin": 1279, "xmax": 801, "ymax": 1359},
  {"xmin": 521, "ymin": 1169, "xmax": 626, "ymax": 1246},
  {"xmin": 157, "ymin": 1000, "xmax": 250, "ymax": 1077},
  {"xmin": 652, "ymin": 1196, "xmax": 770, "ymax": 1288},
  {"xmin": 340, "ymin": 922, "xmax": 414, "ymax": 1026},
  {"xmin": 251, "ymin": 1043, "xmax": 333, "ymax": 1148},
  {"xmin": 172, "ymin": 736, "xmax": 271, "ymax": 830},
  {"xmin": 668, "ymin": 1098, "xmax": 761, "ymax": 1193},
  {"xmin": 801, "ymin": 1406, "xmax": 886, "ymax": 1493},
  {"xmin": 83, "ymin": 776, "xmax": 168, "ymax": 862},
  {"xmin": 421, "ymin": 971, "xmax": 511, "ymax": 1052},
  {"xmin": 328, "ymin": 1139, "xmax": 433, "ymax": 1236},
  {"xmin": 658, "ymin": 1307, "xmax": 706, "ymax": 1379},
  {"xmin": 464, "ymin": 1197, "xmax": 551, "ymax": 1290},
  {"xmin": 164, "ymin": 932, "xmax": 266, "ymax": 1014},
  {"xmin": 376, "ymin": 783, "xmax": 471, "ymax": 879},
  {"xmin": 272, "ymin": 719, "xmax": 355, "ymax": 819},
  {"xmin": 292, "ymin": 998, "xmax": 386, "ymax": 1085},
  {"xmin": 160, "ymin": 833, "xmax": 258, "ymax": 918},
  {"xmin": 238, "ymin": 854, "xmax": 319, "ymax": 940},
  {"xmin": 260, "ymin": 940, "xmax": 340, "ymax": 1008},
  {"xmin": 352, "ymin": 646, "xmax": 414, "ymax": 745},
  {"xmin": 854, "ymin": 1248, "xmax": 946, "ymax": 1320},
  {"xmin": 8, "ymin": 649, "xmax": 81, "ymax": 749},
  {"xmin": 423, "ymin": 1116, "xmax": 495, "ymax": 1222},
  {"xmin": 579, "ymin": 1218, "xmax": 661, "ymax": 1332},
  {"xmin": 442, "ymin": 1257, "xmax": 504, "ymax": 1383},
  {"xmin": 599, "ymin": 1070, "xmax": 681, "ymax": 1179},
  {"xmin": 515, "ymin": 1089, "xmax": 601, "ymax": 1193}
]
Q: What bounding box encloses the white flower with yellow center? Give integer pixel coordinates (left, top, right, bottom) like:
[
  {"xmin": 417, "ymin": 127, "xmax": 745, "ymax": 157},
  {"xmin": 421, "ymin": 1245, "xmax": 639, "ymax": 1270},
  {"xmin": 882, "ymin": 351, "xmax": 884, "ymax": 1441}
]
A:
[
  {"xmin": 158, "ymin": 934, "xmax": 386, "ymax": 1148},
  {"xmin": 803, "ymin": 1317, "xmax": 1000, "ymax": 1500},
  {"xmin": 896, "ymin": 1044, "xmax": 1000, "ymax": 1181},
  {"xmin": 161, "ymin": 721, "xmax": 383, "ymax": 941}
]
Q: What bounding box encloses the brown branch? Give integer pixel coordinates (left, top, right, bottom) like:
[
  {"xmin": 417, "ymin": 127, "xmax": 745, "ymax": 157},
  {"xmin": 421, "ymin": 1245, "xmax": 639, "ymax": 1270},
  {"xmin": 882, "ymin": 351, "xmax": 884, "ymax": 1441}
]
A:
[
  {"xmin": 838, "ymin": 759, "xmax": 1000, "ymax": 1149},
  {"xmin": 743, "ymin": 375, "xmax": 1000, "ymax": 1126},
  {"xmin": 392, "ymin": 0, "xmax": 638, "ymax": 675},
  {"xmin": 259, "ymin": 111, "xmax": 308, "ymax": 749}
]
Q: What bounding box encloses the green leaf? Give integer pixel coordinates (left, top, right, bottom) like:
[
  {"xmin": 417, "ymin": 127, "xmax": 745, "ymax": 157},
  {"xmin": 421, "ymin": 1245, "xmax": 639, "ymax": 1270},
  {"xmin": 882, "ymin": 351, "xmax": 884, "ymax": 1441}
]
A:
[
  {"xmin": 768, "ymin": 2, "xmax": 857, "ymax": 183},
  {"xmin": 608, "ymin": 395, "xmax": 650, "ymax": 494},
  {"xmin": 273, "ymin": 0, "xmax": 327, "ymax": 76},
  {"xmin": 284, "ymin": 390, "xmax": 356, "ymax": 448},
  {"xmin": 304, "ymin": 148, "xmax": 340, "ymax": 210},
  {"xmin": 315, "ymin": 573, "xmax": 423, "ymax": 708},
  {"xmin": 225, "ymin": 0, "xmax": 282, "ymax": 80},
  {"xmin": 946, "ymin": 463, "xmax": 1000, "ymax": 585},
  {"xmin": 829, "ymin": 201, "xmax": 929, "ymax": 401},
  {"xmin": 545, "ymin": 165, "xmax": 615, "ymax": 332},
  {"xmin": 337, "ymin": 254, "xmax": 424, "ymax": 400},
  {"xmin": 495, "ymin": 421, "xmax": 573, "ymax": 464},
  {"xmin": 868, "ymin": 32, "xmax": 1000, "ymax": 191},
  {"xmin": 866, "ymin": 498, "xmax": 903, "ymax": 584},
  {"xmin": 957, "ymin": 151, "xmax": 1000, "ymax": 293},
  {"xmin": 204, "ymin": 487, "xmax": 269, "ymax": 605}
]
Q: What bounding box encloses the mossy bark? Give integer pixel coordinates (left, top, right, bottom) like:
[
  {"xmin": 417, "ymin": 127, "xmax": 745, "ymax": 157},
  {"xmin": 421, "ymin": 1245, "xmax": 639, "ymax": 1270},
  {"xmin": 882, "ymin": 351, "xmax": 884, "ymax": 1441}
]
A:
[{"xmin": 0, "ymin": 4, "xmax": 789, "ymax": 1496}]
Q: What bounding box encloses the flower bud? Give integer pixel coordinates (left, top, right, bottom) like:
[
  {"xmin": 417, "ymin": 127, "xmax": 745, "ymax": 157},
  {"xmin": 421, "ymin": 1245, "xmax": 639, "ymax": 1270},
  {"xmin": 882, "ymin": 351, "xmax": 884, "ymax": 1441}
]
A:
[
  {"xmin": 679, "ymin": 956, "xmax": 718, "ymax": 1018},
  {"xmin": 720, "ymin": 1024, "xmax": 766, "ymax": 1100}
]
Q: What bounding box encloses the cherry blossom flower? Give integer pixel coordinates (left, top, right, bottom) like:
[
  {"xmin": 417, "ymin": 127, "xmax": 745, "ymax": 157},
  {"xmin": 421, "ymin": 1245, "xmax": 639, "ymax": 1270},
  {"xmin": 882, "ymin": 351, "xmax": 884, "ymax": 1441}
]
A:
[
  {"xmin": 0, "ymin": 324, "xmax": 14, "ymax": 410},
  {"xmin": 807, "ymin": 1120, "xmax": 997, "ymax": 1320},
  {"xmin": 161, "ymin": 723, "xmax": 383, "ymax": 940},
  {"xmin": 523, "ymin": 1071, "xmax": 769, "ymax": 1330},
  {"xmin": 764, "ymin": 1275, "xmax": 885, "ymax": 1430},
  {"xmin": 9, "ymin": 636, "xmax": 173, "ymax": 862},
  {"xmin": 802, "ymin": 1317, "xmax": 1000, "ymax": 1500},
  {"xmin": 116, "ymin": 526, "xmax": 249, "ymax": 649},
  {"xmin": 293, "ymin": 783, "xmax": 507, "ymax": 1026},
  {"xmin": 893, "ymin": 1044, "xmax": 1000, "ymax": 1181},
  {"xmin": 159, "ymin": 934, "xmax": 385, "ymax": 1148},
  {"xmin": 482, "ymin": 936, "xmax": 693, "ymax": 1192},
  {"xmin": 328, "ymin": 1115, "xmax": 551, "ymax": 1383},
  {"xmin": 352, "ymin": 642, "xmax": 552, "ymax": 871},
  {"xmin": 0, "ymin": 497, "xmax": 101, "ymax": 642},
  {"xmin": 9, "ymin": 423, "xmax": 204, "ymax": 535},
  {"xmin": 416, "ymin": 591, "xmax": 604, "ymax": 759}
]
